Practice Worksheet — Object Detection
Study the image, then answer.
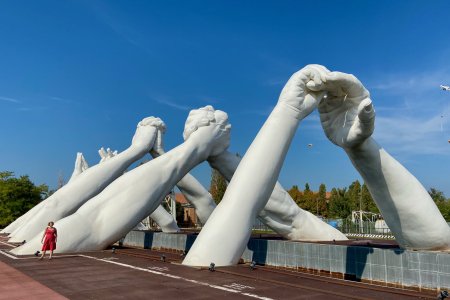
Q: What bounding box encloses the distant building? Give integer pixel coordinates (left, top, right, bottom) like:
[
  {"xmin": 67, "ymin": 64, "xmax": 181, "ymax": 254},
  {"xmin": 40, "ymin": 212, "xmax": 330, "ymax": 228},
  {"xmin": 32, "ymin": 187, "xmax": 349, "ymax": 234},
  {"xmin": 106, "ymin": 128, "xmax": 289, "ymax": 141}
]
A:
[{"xmin": 175, "ymin": 193, "xmax": 199, "ymax": 227}]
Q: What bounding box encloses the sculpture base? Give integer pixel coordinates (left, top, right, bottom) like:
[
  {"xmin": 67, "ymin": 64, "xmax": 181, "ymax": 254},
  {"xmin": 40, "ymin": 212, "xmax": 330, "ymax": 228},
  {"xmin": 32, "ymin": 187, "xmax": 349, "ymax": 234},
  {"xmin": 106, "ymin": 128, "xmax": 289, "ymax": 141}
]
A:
[{"xmin": 122, "ymin": 230, "xmax": 450, "ymax": 292}]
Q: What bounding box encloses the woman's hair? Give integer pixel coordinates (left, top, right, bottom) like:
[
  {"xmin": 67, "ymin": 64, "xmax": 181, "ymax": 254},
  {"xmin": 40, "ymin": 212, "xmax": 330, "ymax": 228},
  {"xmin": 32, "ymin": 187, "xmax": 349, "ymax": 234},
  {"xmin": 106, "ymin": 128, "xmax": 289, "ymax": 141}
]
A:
[{"xmin": 48, "ymin": 221, "xmax": 54, "ymax": 226}]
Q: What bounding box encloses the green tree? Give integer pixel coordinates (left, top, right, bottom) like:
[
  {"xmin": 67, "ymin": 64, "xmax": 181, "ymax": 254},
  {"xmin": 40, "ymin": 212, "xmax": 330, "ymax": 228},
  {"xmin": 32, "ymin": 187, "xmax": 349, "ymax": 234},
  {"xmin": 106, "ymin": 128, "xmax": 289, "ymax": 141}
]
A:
[
  {"xmin": 301, "ymin": 183, "xmax": 315, "ymax": 212},
  {"xmin": 429, "ymin": 188, "xmax": 446, "ymax": 203},
  {"xmin": 361, "ymin": 184, "xmax": 378, "ymax": 213},
  {"xmin": 328, "ymin": 187, "xmax": 351, "ymax": 219},
  {"xmin": 288, "ymin": 185, "xmax": 302, "ymax": 205},
  {"xmin": 0, "ymin": 171, "xmax": 48, "ymax": 228},
  {"xmin": 346, "ymin": 180, "xmax": 361, "ymax": 212},
  {"xmin": 210, "ymin": 168, "xmax": 227, "ymax": 204},
  {"xmin": 317, "ymin": 183, "xmax": 328, "ymax": 217},
  {"xmin": 429, "ymin": 188, "xmax": 450, "ymax": 221}
]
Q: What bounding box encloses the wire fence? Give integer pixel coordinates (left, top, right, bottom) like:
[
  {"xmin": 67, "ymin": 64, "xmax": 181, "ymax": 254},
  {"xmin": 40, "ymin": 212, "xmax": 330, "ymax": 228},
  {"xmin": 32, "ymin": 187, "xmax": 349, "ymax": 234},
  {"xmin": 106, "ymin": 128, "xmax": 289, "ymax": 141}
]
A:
[{"xmin": 249, "ymin": 218, "xmax": 394, "ymax": 238}]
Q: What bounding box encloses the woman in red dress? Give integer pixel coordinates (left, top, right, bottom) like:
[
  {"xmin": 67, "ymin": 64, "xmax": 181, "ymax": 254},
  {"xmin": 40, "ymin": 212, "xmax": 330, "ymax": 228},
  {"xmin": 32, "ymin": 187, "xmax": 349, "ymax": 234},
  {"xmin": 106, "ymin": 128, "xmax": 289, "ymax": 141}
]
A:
[{"xmin": 39, "ymin": 221, "xmax": 57, "ymax": 260}]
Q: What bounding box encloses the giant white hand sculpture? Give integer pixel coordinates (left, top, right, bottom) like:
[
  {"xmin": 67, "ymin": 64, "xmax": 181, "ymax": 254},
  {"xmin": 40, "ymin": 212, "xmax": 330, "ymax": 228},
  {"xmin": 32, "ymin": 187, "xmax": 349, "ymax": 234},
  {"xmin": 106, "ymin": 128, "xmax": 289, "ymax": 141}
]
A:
[
  {"xmin": 151, "ymin": 116, "xmax": 344, "ymax": 238},
  {"xmin": 183, "ymin": 65, "xmax": 329, "ymax": 266},
  {"xmin": 8, "ymin": 117, "xmax": 164, "ymax": 243},
  {"xmin": 12, "ymin": 106, "xmax": 231, "ymax": 255},
  {"xmin": 2, "ymin": 152, "xmax": 90, "ymax": 235},
  {"xmin": 318, "ymin": 70, "xmax": 450, "ymax": 250},
  {"xmin": 68, "ymin": 152, "xmax": 89, "ymax": 183},
  {"xmin": 98, "ymin": 147, "xmax": 118, "ymax": 164},
  {"xmin": 207, "ymin": 151, "xmax": 346, "ymax": 241}
]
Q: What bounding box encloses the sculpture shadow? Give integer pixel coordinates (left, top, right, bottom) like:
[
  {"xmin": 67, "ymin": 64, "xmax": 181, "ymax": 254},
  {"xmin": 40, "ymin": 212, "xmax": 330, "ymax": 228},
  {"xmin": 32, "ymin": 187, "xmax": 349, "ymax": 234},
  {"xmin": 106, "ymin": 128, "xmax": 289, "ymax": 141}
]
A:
[
  {"xmin": 184, "ymin": 233, "xmax": 198, "ymax": 252},
  {"xmin": 144, "ymin": 232, "xmax": 154, "ymax": 249},
  {"xmin": 248, "ymin": 238, "xmax": 268, "ymax": 265},
  {"xmin": 343, "ymin": 143, "xmax": 405, "ymax": 281},
  {"xmin": 345, "ymin": 245, "xmax": 374, "ymax": 281}
]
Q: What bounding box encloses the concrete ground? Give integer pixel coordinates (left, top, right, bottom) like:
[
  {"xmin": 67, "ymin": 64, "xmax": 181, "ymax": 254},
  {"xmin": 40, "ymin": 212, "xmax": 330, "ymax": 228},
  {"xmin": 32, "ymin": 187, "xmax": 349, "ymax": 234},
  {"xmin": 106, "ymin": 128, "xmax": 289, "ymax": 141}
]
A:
[{"xmin": 0, "ymin": 235, "xmax": 437, "ymax": 300}]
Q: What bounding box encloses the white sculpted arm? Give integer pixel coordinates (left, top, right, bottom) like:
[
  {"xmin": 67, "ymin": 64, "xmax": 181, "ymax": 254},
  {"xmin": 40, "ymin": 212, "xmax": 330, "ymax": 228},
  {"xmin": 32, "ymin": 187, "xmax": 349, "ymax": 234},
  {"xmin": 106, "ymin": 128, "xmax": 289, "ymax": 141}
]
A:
[
  {"xmin": 68, "ymin": 152, "xmax": 90, "ymax": 183},
  {"xmin": 12, "ymin": 106, "xmax": 231, "ymax": 254},
  {"xmin": 4, "ymin": 152, "xmax": 91, "ymax": 234},
  {"xmin": 208, "ymin": 151, "xmax": 346, "ymax": 240},
  {"xmin": 150, "ymin": 129, "xmax": 216, "ymax": 225},
  {"xmin": 183, "ymin": 65, "xmax": 328, "ymax": 266},
  {"xmin": 8, "ymin": 117, "xmax": 163, "ymax": 243},
  {"xmin": 175, "ymin": 174, "xmax": 216, "ymax": 225},
  {"xmin": 319, "ymin": 71, "xmax": 450, "ymax": 250},
  {"xmin": 149, "ymin": 205, "xmax": 180, "ymax": 233}
]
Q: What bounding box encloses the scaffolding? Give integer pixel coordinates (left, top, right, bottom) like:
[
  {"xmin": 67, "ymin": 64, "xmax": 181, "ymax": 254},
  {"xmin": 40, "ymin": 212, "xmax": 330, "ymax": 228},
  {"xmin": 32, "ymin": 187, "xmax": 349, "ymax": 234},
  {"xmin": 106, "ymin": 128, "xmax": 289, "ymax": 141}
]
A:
[{"xmin": 351, "ymin": 211, "xmax": 381, "ymax": 234}]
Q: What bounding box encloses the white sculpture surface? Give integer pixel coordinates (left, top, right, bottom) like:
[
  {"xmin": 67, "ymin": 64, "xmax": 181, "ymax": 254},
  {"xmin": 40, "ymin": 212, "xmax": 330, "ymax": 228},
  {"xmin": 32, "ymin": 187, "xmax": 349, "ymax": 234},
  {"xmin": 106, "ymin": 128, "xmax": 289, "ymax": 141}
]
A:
[
  {"xmin": 96, "ymin": 147, "xmax": 180, "ymax": 233},
  {"xmin": 150, "ymin": 133, "xmax": 217, "ymax": 225},
  {"xmin": 183, "ymin": 65, "xmax": 329, "ymax": 266},
  {"xmin": 152, "ymin": 117, "xmax": 344, "ymax": 239},
  {"xmin": 12, "ymin": 106, "xmax": 231, "ymax": 255},
  {"xmin": 148, "ymin": 205, "xmax": 180, "ymax": 233},
  {"xmin": 68, "ymin": 152, "xmax": 89, "ymax": 183},
  {"xmin": 208, "ymin": 151, "xmax": 347, "ymax": 241},
  {"xmin": 98, "ymin": 147, "xmax": 118, "ymax": 163},
  {"xmin": 316, "ymin": 69, "xmax": 450, "ymax": 250},
  {"xmin": 8, "ymin": 117, "xmax": 164, "ymax": 243},
  {"xmin": 96, "ymin": 146, "xmax": 180, "ymax": 233},
  {"xmin": 2, "ymin": 152, "xmax": 90, "ymax": 235}
]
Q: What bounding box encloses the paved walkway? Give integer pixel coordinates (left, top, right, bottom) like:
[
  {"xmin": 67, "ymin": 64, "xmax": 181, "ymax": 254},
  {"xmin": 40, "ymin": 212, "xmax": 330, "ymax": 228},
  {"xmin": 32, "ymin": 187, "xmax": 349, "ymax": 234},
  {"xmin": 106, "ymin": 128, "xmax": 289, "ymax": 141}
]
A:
[
  {"xmin": 0, "ymin": 234, "xmax": 436, "ymax": 300},
  {"xmin": 0, "ymin": 260, "xmax": 67, "ymax": 300}
]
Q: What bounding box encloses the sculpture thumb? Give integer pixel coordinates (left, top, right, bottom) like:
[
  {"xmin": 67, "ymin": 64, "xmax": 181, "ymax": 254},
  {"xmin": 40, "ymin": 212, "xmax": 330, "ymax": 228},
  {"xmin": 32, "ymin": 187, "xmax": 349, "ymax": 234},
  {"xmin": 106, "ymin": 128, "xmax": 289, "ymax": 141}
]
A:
[{"xmin": 356, "ymin": 98, "xmax": 375, "ymax": 135}]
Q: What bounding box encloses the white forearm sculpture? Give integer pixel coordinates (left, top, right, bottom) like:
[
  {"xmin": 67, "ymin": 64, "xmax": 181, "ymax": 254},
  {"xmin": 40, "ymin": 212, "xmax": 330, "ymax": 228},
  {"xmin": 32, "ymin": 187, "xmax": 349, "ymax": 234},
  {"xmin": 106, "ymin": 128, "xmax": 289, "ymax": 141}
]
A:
[
  {"xmin": 2, "ymin": 152, "xmax": 90, "ymax": 234},
  {"xmin": 150, "ymin": 131, "xmax": 217, "ymax": 225},
  {"xmin": 183, "ymin": 65, "xmax": 330, "ymax": 266},
  {"xmin": 149, "ymin": 205, "xmax": 180, "ymax": 233},
  {"xmin": 175, "ymin": 173, "xmax": 216, "ymax": 224},
  {"xmin": 12, "ymin": 106, "xmax": 231, "ymax": 255},
  {"xmin": 152, "ymin": 117, "xmax": 344, "ymax": 238},
  {"xmin": 2, "ymin": 152, "xmax": 91, "ymax": 235},
  {"xmin": 317, "ymin": 69, "xmax": 450, "ymax": 250},
  {"xmin": 96, "ymin": 147, "xmax": 180, "ymax": 233},
  {"xmin": 8, "ymin": 117, "xmax": 164, "ymax": 243},
  {"xmin": 96, "ymin": 146, "xmax": 180, "ymax": 233},
  {"xmin": 208, "ymin": 151, "xmax": 346, "ymax": 241}
]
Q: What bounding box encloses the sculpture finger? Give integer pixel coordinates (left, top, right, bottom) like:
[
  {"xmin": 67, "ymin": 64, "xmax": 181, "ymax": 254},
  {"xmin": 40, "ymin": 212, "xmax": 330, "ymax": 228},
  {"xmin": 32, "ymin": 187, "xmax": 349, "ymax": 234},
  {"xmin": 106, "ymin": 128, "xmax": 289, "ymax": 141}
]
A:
[
  {"xmin": 98, "ymin": 147, "xmax": 107, "ymax": 162},
  {"xmin": 324, "ymin": 72, "xmax": 369, "ymax": 99},
  {"xmin": 139, "ymin": 117, "xmax": 166, "ymax": 133},
  {"xmin": 350, "ymin": 98, "xmax": 375, "ymax": 142},
  {"xmin": 305, "ymin": 64, "xmax": 331, "ymax": 84},
  {"xmin": 150, "ymin": 129, "xmax": 166, "ymax": 158},
  {"xmin": 183, "ymin": 105, "xmax": 227, "ymax": 140}
]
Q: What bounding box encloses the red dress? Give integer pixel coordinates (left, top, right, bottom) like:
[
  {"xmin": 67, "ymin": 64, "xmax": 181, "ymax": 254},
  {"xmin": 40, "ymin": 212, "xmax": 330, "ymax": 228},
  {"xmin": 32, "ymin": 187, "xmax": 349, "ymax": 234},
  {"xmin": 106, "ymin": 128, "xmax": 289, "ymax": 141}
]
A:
[{"xmin": 42, "ymin": 227, "xmax": 57, "ymax": 251}]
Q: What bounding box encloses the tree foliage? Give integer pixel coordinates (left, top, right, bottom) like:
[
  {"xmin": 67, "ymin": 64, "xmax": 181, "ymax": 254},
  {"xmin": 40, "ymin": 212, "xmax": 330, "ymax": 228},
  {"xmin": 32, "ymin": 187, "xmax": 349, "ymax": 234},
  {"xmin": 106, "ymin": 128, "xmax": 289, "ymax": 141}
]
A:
[
  {"xmin": 288, "ymin": 180, "xmax": 379, "ymax": 219},
  {"xmin": 210, "ymin": 168, "xmax": 228, "ymax": 204},
  {"xmin": 429, "ymin": 188, "xmax": 450, "ymax": 222},
  {"xmin": 288, "ymin": 182, "xmax": 450, "ymax": 222},
  {"xmin": 0, "ymin": 171, "xmax": 48, "ymax": 228},
  {"xmin": 328, "ymin": 187, "xmax": 351, "ymax": 218}
]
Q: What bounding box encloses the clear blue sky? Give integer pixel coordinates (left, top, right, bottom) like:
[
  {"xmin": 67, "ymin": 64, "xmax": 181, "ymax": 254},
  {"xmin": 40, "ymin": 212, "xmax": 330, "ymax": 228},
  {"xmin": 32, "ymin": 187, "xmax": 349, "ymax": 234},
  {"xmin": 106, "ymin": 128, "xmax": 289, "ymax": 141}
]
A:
[{"xmin": 1, "ymin": 1, "xmax": 450, "ymax": 196}]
